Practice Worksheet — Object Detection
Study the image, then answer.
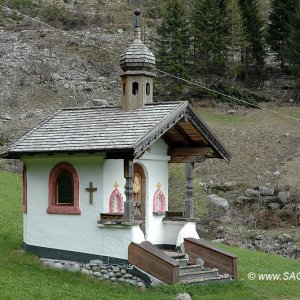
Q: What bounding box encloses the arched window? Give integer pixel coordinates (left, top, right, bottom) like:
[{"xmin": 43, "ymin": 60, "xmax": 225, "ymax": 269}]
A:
[
  {"xmin": 153, "ymin": 182, "xmax": 166, "ymax": 213},
  {"xmin": 123, "ymin": 82, "xmax": 126, "ymax": 95},
  {"xmin": 57, "ymin": 171, "xmax": 74, "ymax": 205},
  {"xmin": 109, "ymin": 182, "xmax": 124, "ymax": 214},
  {"xmin": 146, "ymin": 82, "xmax": 150, "ymax": 96},
  {"xmin": 132, "ymin": 82, "xmax": 139, "ymax": 95},
  {"xmin": 47, "ymin": 163, "xmax": 80, "ymax": 215},
  {"xmin": 23, "ymin": 165, "xmax": 27, "ymax": 213}
]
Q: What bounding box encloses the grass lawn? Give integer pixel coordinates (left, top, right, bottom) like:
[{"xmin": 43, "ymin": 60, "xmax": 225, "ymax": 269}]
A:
[{"xmin": 1, "ymin": 170, "xmax": 300, "ymax": 299}]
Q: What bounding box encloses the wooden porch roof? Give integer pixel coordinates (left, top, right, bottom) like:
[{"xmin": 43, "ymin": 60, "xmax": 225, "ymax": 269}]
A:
[{"xmin": 1, "ymin": 101, "xmax": 230, "ymax": 163}]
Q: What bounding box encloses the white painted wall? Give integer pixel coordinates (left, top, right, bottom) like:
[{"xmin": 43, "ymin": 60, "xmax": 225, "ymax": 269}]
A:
[{"xmin": 22, "ymin": 138, "xmax": 172, "ymax": 260}]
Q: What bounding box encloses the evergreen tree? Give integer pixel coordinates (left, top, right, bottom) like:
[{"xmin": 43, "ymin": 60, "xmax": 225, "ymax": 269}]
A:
[
  {"xmin": 268, "ymin": 0, "xmax": 297, "ymax": 70},
  {"xmin": 226, "ymin": 0, "xmax": 247, "ymax": 80},
  {"xmin": 239, "ymin": 0, "xmax": 266, "ymax": 78},
  {"xmin": 154, "ymin": 0, "xmax": 190, "ymax": 99},
  {"xmin": 191, "ymin": 0, "xmax": 229, "ymax": 77},
  {"xmin": 288, "ymin": 2, "xmax": 300, "ymax": 80}
]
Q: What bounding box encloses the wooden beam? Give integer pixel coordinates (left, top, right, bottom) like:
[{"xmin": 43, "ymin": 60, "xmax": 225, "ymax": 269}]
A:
[
  {"xmin": 168, "ymin": 147, "xmax": 214, "ymax": 157},
  {"xmin": 174, "ymin": 124, "xmax": 195, "ymax": 145},
  {"xmin": 169, "ymin": 155, "xmax": 208, "ymax": 163},
  {"xmin": 185, "ymin": 162, "xmax": 194, "ymax": 218},
  {"xmin": 123, "ymin": 158, "xmax": 134, "ymax": 222}
]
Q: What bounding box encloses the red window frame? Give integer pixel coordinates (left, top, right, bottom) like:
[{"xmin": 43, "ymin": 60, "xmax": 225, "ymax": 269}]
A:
[{"xmin": 47, "ymin": 162, "xmax": 81, "ymax": 215}]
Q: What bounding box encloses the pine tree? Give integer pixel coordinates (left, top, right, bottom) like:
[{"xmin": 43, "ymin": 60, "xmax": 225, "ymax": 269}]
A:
[
  {"xmin": 191, "ymin": 0, "xmax": 229, "ymax": 77},
  {"xmin": 268, "ymin": 0, "xmax": 297, "ymax": 70},
  {"xmin": 226, "ymin": 0, "xmax": 247, "ymax": 80},
  {"xmin": 239, "ymin": 0, "xmax": 266, "ymax": 78},
  {"xmin": 154, "ymin": 0, "xmax": 190, "ymax": 100},
  {"xmin": 288, "ymin": 2, "xmax": 300, "ymax": 80}
]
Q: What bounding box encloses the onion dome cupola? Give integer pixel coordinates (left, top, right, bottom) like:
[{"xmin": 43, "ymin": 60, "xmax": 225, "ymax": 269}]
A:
[{"xmin": 119, "ymin": 8, "xmax": 156, "ymax": 111}]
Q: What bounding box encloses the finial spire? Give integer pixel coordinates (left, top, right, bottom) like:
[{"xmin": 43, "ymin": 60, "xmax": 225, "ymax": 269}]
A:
[{"xmin": 134, "ymin": 8, "xmax": 141, "ymax": 40}]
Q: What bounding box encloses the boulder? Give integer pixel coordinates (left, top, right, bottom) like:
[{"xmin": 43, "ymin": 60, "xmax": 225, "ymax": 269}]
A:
[
  {"xmin": 267, "ymin": 202, "xmax": 280, "ymax": 210},
  {"xmin": 244, "ymin": 189, "xmax": 259, "ymax": 198},
  {"xmin": 206, "ymin": 194, "xmax": 229, "ymax": 218},
  {"xmin": 195, "ymin": 258, "xmax": 204, "ymax": 267},
  {"xmin": 244, "ymin": 215, "xmax": 256, "ymax": 228},
  {"xmin": 278, "ymin": 191, "xmax": 290, "ymax": 204},
  {"xmin": 92, "ymin": 99, "xmax": 109, "ymax": 106},
  {"xmin": 176, "ymin": 293, "xmax": 192, "ymax": 300},
  {"xmin": 259, "ymin": 186, "xmax": 275, "ymax": 196},
  {"xmin": 278, "ymin": 234, "xmax": 293, "ymax": 244}
]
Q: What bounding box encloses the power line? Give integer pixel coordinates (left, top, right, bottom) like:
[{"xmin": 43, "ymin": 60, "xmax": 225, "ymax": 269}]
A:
[{"xmin": 0, "ymin": 4, "xmax": 300, "ymax": 122}]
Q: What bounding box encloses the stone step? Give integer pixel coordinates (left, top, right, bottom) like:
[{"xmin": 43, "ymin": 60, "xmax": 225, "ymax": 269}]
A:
[
  {"xmin": 179, "ymin": 267, "xmax": 219, "ymax": 281},
  {"xmin": 180, "ymin": 274, "xmax": 232, "ymax": 285},
  {"xmin": 179, "ymin": 264, "xmax": 210, "ymax": 275},
  {"xmin": 175, "ymin": 258, "xmax": 189, "ymax": 267},
  {"xmin": 163, "ymin": 251, "xmax": 185, "ymax": 259}
]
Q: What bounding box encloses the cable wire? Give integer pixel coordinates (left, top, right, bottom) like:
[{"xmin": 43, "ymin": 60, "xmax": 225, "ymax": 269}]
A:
[{"xmin": 0, "ymin": 4, "xmax": 300, "ymax": 122}]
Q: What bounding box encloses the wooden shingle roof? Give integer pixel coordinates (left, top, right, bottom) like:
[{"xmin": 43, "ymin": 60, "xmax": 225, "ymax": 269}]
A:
[{"xmin": 1, "ymin": 101, "xmax": 231, "ymax": 162}]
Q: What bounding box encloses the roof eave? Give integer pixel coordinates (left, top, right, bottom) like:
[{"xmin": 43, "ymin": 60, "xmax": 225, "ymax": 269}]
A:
[{"xmin": 186, "ymin": 104, "xmax": 232, "ymax": 163}]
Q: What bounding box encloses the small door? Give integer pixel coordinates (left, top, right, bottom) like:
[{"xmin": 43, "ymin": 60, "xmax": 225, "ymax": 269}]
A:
[{"xmin": 133, "ymin": 163, "xmax": 146, "ymax": 220}]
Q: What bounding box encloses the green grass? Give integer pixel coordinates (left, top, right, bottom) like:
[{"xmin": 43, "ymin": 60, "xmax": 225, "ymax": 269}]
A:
[
  {"xmin": 1, "ymin": 171, "xmax": 300, "ymax": 299},
  {"xmin": 200, "ymin": 112, "xmax": 249, "ymax": 125}
]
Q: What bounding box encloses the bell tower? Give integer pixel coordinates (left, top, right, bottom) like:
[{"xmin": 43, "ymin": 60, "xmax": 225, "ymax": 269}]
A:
[{"xmin": 119, "ymin": 8, "xmax": 156, "ymax": 111}]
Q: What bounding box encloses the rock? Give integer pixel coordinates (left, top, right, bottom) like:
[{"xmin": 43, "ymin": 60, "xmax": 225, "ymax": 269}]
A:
[
  {"xmin": 195, "ymin": 258, "xmax": 204, "ymax": 267},
  {"xmin": 268, "ymin": 202, "xmax": 281, "ymax": 210},
  {"xmin": 256, "ymin": 175, "xmax": 264, "ymax": 181},
  {"xmin": 123, "ymin": 273, "xmax": 133, "ymax": 279},
  {"xmin": 244, "ymin": 215, "xmax": 257, "ymax": 228},
  {"xmin": 52, "ymin": 73, "xmax": 62, "ymax": 81},
  {"xmin": 83, "ymin": 87, "xmax": 93, "ymax": 92},
  {"xmin": 278, "ymin": 191, "xmax": 290, "ymax": 204},
  {"xmin": 241, "ymin": 242, "xmax": 255, "ymax": 251},
  {"xmin": 93, "ymin": 272, "xmax": 102, "ymax": 278},
  {"xmin": 108, "ymin": 271, "xmax": 115, "ymax": 277},
  {"xmin": 255, "ymin": 234, "xmax": 263, "ymax": 240},
  {"xmin": 259, "ymin": 186, "xmax": 275, "ymax": 196},
  {"xmin": 81, "ymin": 268, "xmax": 90, "ymax": 275},
  {"xmin": 103, "ymin": 274, "xmax": 110, "ymax": 280},
  {"xmin": 227, "ymin": 109, "xmax": 236, "ymax": 115},
  {"xmin": 290, "ymin": 248, "xmax": 300, "ymax": 259},
  {"xmin": 64, "ymin": 263, "xmax": 80, "ymax": 272},
  {"xmin": 273, "ymin": 171, "xmax": 280, "ymax": 177},
  {"xmin": 117, "ymin": 29, "xmax": 124, "ymax": 34},
  {"xmin": 44, "ymin": 260, "xmax": 56, "ymax": 269},
  {"xmin": 176, "ymin": 293, "xmax": 192, "ymax": 300},
  {"xmin": 216, "ymin": 215, "xmax": 232, "ymax": 224},
  {"xmin": 118, "ymin": 277, "xmax": 125, "ymax": 283},
  {"xmin": 206, "ymin": 194, "xmax": 229, "ymax": 218},
  {"xmin": 137, "ymin": 282, "xmax": 145, "ymax": 287},
  {"xmin": 92, "ymin": 99, "xmax": 109, "ymax": 106},
  {"xmin": 112, "ymin": 267, "xmax": 120, "ymax": 272},
  {"xmin": 0, "ymin": 113, "xmax": 12, "ymax": 121},
  {"xmin": 244, "ymin": 189, "xmax": 259, "ymax": 198},
  {"xmin": 54, "ymin": 263, "xmax": 64, "ymax": 269},
  {"xmin": 278, "ymin": 234, "xmax": 293, "ymax": 243},
  {"xmin": 89, "ymin": 259, "xmax": 103, "ymax": 266},
  {"xmin": 92, "ymin": 266, "xmax": 100, "ymax": 272}
]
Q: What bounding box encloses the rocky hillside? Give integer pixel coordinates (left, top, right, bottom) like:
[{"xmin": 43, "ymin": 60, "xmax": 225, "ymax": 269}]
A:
[{"xmin": 0, "ymin": 0, "xmax": 300, "ymax": 259}]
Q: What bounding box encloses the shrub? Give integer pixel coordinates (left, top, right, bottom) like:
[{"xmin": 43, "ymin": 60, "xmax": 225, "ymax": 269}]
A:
[{"xmin": 39, "ymin": 3, "xmax": 87, "ymax": 30}]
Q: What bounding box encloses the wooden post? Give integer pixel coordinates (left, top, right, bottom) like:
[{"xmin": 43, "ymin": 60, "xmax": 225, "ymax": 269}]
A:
[
  {"xmin": 185, "ymin": 162, "xmax": 194, "ymax": 219},
  {"xmin": 124, "ymin": 158, "xmax": 134, "ymax": 222}
]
